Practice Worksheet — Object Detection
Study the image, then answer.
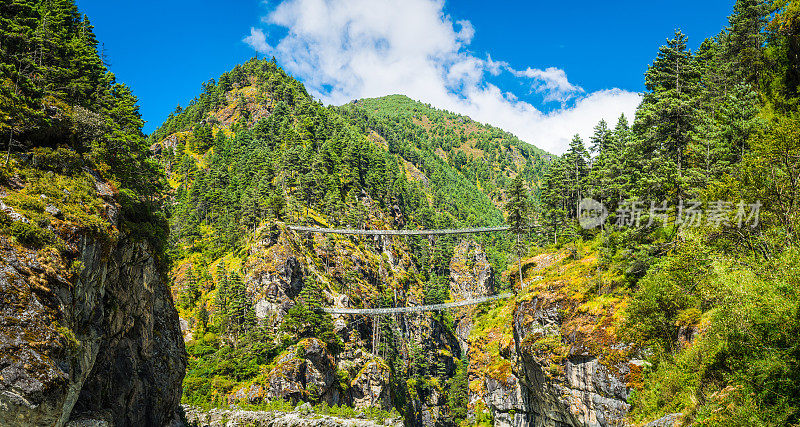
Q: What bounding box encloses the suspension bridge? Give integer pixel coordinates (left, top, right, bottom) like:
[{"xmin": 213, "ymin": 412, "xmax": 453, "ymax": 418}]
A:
[
  {"xmin": 290, "ymin": 223, "xmax": 515, "ymax": 357},
  {"xmin": 288, "ymin": 225, "xmax": 510, "ymax": 236},
  {"xmin": 323, "ymin": 292, "xmax": 513, "ymax": 314},
  {"xmin": 289, "ymin": 223, "xmax": 514, "ymax": 314}
]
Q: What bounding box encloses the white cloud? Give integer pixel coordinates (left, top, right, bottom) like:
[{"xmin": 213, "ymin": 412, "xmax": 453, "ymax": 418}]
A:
[
  {"xmin": 246, "ymin": 0, "xmax": 641, "ymax": 155},
  {"xmin": 243, "ymin": 27, "xmax": 271, "ymax": 54},
  {"xmin": 509, "ymin": 66, "xmax": 584, "ymax": 104}
]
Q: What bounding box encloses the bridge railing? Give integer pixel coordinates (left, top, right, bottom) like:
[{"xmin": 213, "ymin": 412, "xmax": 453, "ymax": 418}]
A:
[
  {"xmin": 322, "ymin": 293, "xmax": 513, "ymax": 315},
  {"xmin": 288, "ymin": 225, "xmax": 510, "ymax": 236}
]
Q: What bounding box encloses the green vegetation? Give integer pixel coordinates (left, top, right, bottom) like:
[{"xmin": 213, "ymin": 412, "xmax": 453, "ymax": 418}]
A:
[
  {"xmin": 537, "ymin": 1, "xmax": 800, "ymax": 424},
  {"xmin": 153, "ymin": 58, "xmax": 532, "ymax": 419},
  {"xmin": 0, "ymin": 0, "xmax": 166, "ymax": 255},
  {"xmin": 6, "ymin": 0, "xmax": 800, "ymax": 424}
]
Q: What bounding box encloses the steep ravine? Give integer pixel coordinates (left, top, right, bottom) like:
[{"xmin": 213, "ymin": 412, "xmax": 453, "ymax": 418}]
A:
[{"xmin": 179, "ymin": 220, "xmax": 636, "ymax": 426}]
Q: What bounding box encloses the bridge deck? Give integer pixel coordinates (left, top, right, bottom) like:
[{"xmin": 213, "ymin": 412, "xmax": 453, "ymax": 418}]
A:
[
  {"xmin": 288, "ymin": 225, "xmax": 510, "ymax": 236},
  {"xmin": 323, "ymin": 293, "xmax": 513, "ymax": 315}
]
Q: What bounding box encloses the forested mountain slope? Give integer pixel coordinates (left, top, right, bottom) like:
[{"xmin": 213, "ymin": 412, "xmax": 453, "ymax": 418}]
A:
[
  {"xmin": 340, "ymin": 95, "xmax": 550, "ymax": 208},
  {"xmin": 4, "ymin": 0, "xmax": 799, "ymax": 425},
  {"xmin": 154, "ymin": 1, "xmax": 800, "ymax": 425},
  {"xmin": 150, "ymin": 58, "xmax": 552, "ymax": 425}
]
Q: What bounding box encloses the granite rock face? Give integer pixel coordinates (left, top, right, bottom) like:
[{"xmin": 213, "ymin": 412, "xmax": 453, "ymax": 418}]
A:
[
  {"xmin": 231, "ymin": 339, "xmax": 394, "ymax": 412},
  {"xmin": 468, "ymin": 293, "xmax": 632, "ymax": 427},
  {"xmin": 0, "ymin": 231, "xmax": 185, "ymax": 426},
  {"xmin": 449, "ymin": 240, "xmax": 494, "ymax": 355},
  {"xmin": 238, "ymin": 338, "xmax": 342, "ymax": 406},
  {"xmin": 348, "ymin": 355, "xmax": 391, "ymax": 410}
]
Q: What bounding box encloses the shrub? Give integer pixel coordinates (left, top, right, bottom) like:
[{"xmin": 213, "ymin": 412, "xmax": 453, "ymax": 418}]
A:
[
  {"xmin": 8, "ymin": 221, "xmax": 50, "ymax": 247},
  {"xmin": 31, "ymin": 147, "xmax": 83, "ymax": 175},
  {"xmin": 0, "ymin": 210, "xmax": 11, "ymax": 227}
]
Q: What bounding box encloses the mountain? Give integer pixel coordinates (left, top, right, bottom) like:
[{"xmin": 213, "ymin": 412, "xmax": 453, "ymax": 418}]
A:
[
  {"xmin": 340, "ymin": 94, "xmax": 551, "ymax": 209},
  {"xmin": 148, "ymin": 57, "xmax": 559, "ymax": 424},
  {"xmin": 3, "ymin": 0, "xmax": 800, "ymax": 425},
  {"xmin": 152, "ymin": 0, "xmax": 800, "ymax": 424}
]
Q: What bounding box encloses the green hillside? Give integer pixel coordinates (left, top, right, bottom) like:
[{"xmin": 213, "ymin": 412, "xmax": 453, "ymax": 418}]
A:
[
  {"xmin": 4, "ymin": 0, "xmax": 800, "ymax": 425},
  {"xmin": 148, "ymin": 58, "xmax": 544, "ymax": 422},
  {"xmin": 342, "ymin": 94, "xmax": 550, "ymax": 208}
]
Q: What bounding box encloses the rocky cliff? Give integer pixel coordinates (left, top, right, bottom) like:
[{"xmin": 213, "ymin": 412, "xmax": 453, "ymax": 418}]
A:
[
  {"xmin": 467, "ymin": 250, "xmax": 637, "ymax": 427},
  {"xmin": 0, "ymin": 172, "xmax": 186, "ymax": 427}
]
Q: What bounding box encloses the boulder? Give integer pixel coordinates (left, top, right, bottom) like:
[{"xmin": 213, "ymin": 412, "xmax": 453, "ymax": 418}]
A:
[
  {"xmin": 350, "ymin": 358, "xmax": 391, "ymax": 410},
  {"xmin": 242, "ymin": 338, "xmax": 341, "ymax": 406}
]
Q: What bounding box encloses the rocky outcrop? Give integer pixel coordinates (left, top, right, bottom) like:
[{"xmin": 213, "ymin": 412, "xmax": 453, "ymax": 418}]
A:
[
  {"xmin": 232, "ymin": 338, "xmax": 341, "ymax": 406},
  {"xmin": 466, "ymin": 250, "xmax": 637, "ymax": 427},
  {"xmin": 231, "ymin": 339, "xmax": 394, "ymax": 412},
  {"xmin": 68, "ymin": 238, "xmax": 186, "ymax": 426},
  {"xmin": 450, "ymin": 240, "xmax": 494, "ymax": 355},
  {"xmin": 450, "ymin": 240, "xmax": 494, "ymax": 301},
  {"xmin": 468, "ymin": 294, "xmax": 631, "ymax": 427},
  {"xmin": 346, "ymin": 354, "xmax": 391, "ymax": 410},
  {"xmin": 247, "ymin": 226, "xmax": 305, "ymax": 330},
  {"xmin": 644, "ymin": 413, "xmax": 682, "ymax": 427},
  {"xmin": 183, "ymin": 405, "xmax": 403, "ymax": 427},
  {"xmin": 0, "ymin": 199, "xmax": 185, "ymax": 426}
]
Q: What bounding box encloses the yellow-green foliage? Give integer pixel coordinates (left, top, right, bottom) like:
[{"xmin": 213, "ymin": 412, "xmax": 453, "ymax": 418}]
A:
[
  {"xmin": 627, "ymin": 247, "xmax": 800, "ymax": 426},
  {"xmin": 469, "ymin": 299, "xmax": 517, "ymax": 386},
  {"xmin": 1, "ymin": 163, "xmax": 119, "ymax": 249},
  {"xmin": 56, "ymin": 325, "xmax": 80, "ymax": 351},
  {"xmin": 468, "ymin": 246, "xmax": 632, "ymax": 407}
]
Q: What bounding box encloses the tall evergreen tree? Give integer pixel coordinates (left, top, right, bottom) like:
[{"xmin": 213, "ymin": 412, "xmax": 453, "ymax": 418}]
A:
[
  {"xmin": 506, "ymin": 175, "xmax": 529, "ymax": 288},
  {"xmin": 633, "ymin": 30, "xmax": 702, "ymax": 202},
  {"xmin": 587, "ymin": 120, "xmax": 617, "ymax": 213},
  {"xmin": 724, "ymin": 0, "xmax": 772, "ymax": 86},
  {"xmin": 227, "ymin": 271, "xmax": 254, "ymax": 345},
  {"xmin": 564, "ymin": 134, "xmax": 589, "ymax": 212}
]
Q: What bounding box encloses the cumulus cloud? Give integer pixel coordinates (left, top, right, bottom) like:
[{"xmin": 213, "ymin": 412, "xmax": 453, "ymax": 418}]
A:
[
  {"xmin": 509, "ymin": 66, "xmax": 585, "ymax": 104},
  {"xmin": 243, "ymin": 27, "xmax": 270, "ymax": 54},
  {"xmin": 244, "ymin": 0, "xmax": 641, "ymax": 154}
]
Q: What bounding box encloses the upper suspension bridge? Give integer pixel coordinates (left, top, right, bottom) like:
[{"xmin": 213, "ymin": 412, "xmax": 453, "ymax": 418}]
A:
[{"xmin": 288, "ymin": 225, "xmax": 510, "ymax": 236}]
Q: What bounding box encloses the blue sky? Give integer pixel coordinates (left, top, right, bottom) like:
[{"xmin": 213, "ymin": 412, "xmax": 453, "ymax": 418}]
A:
[{"xmin": 76, "ymin": 0, "xmax": 735, "ymax": 154}]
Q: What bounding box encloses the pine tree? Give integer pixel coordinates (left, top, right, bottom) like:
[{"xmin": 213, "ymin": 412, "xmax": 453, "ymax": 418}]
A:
[
  {"xmin": 1, "ymin": 0, "xmax": 44, "ymax": 165},
  {"xmin": 724, "ymin": 0, "xmax": 771, "ymax": 86},
  {"xmin": 197, "ymin": 303, "xmax": 209, "ymax": 334},
  {"xmin": 763, "ymin": 0, "xmax": 800, "ymax": 108},
  {"xmin": 227, "ymin": 271, "xmax": 253, "ymax": 345},
  {"xmin": 214, "ymin": 263, "xmax": 230, "ymax": 329},
  {"xmin": 589, "ymin": 119, "xmax": 612, "ymax": 156},
  {"xmin": 633, "ymin": 30, "xmax": 702, "ymax": 202},
  {"xmin": 587, "ymin": 120, "xmax": 617, "ymax": 215},
  {"xmin": 279, "ymin": 276, "xmax": 341, "ymax": 353},
  {"xmin": 506, "ymin": 175, "xmax": 529, "ymax": 288},
  {"xmin": 607, "ymin": 114, "xmax": 632, "ymax": 211},
  {"xmin": 564, "ymin": 134, "xmax": 589, "ymax": 213},
  {"xmin": 541, "ymin": 158, "xmax": 569, "ymax": 244},
  {"xmin": 181, "ymin": 266, "xmax": 200, "ymax": 309}
]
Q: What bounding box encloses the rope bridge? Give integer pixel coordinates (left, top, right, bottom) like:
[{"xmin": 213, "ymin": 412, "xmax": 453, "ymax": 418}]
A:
[
  {"xmin": 288, "ymin": 225, "xmax": 510, "ymax": 236},
  {"xmin": 323, "ymin": 292, "xmax": 513, "ymax": 315}
]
